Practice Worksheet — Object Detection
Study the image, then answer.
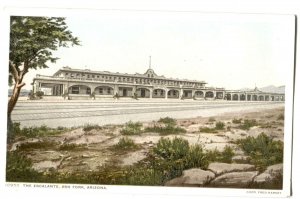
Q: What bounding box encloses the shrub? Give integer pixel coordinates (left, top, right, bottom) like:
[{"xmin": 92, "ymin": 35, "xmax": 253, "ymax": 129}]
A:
[
  {"xmin": 83, "ymin": 124, "xmax": 102, "ymax": 132},
  {"xmin": 232, "ymin": 118, "xmax": 242, "ymax": 124},
  {"xmin": 199, "ymin": 127, "xmax": 217, "ymax": 133},
  {"xmin": 238, "ymin": 119, "xmax": 257, "ymax": 130},
  {"xmin": 17, "ymin": 140, "xmax": 58, "ymax": 151},
  {"xmin": 59, "ymin": 143, "xmax": 87, "ymax": 151},
  {"xmin": 120, "ymin": 121, "xmax": 143, "ymax": 135},
  {"xmin": 215, "ymin": 121, "xmax": 225, "ymax": 130},
  {"xmin": 206, "ymin": 145, "xmax": 235, "ymax": 163},
  {"xmin": 145, "ymin": 125, "xmax": 186, "ymax": 135},
  {"xmin": 185, "ymin": 144, "xmax": 209, "ymax": 169},
  {"xmin": 12, "ymin": 124, "xmax": 67, "ymax": 138},
  {"xmin": 6, "ymin": 152, "xmax": 42, "ymax": 182},
  {"xmin": 114, "ymin": 137, "xmax": 137, "ymax": 150},
  {"xmin": 158, "ymin": 117, "xmax": 176, "ymax": 126},
  {"xmin": 153, "ymin": 137, "xmax": 189, "ymax": 160},
  {"xmin": 236, "ymin": 133, "xmax": 283, "ymax": 171}
]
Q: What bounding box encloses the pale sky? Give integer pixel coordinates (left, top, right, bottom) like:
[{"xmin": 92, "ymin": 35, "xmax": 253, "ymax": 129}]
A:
[{"xmin": 21, "ymin": 11, "xmax": 295, "ymax": 90}]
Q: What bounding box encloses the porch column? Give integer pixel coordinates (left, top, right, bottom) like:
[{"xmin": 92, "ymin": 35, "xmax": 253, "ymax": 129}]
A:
[
  {"xmin": 165, "ymin": 88, "xmax": 168, "ymax": 99},
  {"xmin": 149, "ymin": 88, "xmax": 153, "ymax": 99},
  {"xmin": 192, "ymin": 90, "xmax": 196, "ymax": 99}
]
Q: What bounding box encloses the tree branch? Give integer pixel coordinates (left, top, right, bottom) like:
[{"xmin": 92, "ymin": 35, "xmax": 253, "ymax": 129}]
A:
[
  {"xmin": 9, "ymin": 60, "xmax": 19, "ymax": 82},
  {"xmin": 16, "ymin": 82, "xmax": 25, "ymax": 88}
]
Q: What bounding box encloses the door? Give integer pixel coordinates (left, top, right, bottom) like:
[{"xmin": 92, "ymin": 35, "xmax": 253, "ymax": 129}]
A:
[
  {"xmin": 123, "ymin": 89, "xmax": 127, "ymax": 97},
  {"xmin": 141, "ymin": 89, "xmax": 145, "ymax": 97}
]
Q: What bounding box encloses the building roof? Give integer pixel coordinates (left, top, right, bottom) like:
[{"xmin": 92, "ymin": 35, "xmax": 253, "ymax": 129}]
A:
[{"xmin": 54, "ymin": 66, "xmax": 207, "ymax": 84}]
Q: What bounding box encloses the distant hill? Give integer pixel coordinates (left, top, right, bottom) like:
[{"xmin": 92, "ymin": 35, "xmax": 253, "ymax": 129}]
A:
[
  {"xmin": 259, "ymin": 85, "xmax": 285, "ymax": 94},
  {"xmin": 240, "ymin": 85, "xmax": 285, "ymax": 94}
]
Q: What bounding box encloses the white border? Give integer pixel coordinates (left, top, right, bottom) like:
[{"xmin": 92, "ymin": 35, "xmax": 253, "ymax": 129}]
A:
[{"xmin": 0, "ymin": 1, "xmax": 298, "ymax": 199}]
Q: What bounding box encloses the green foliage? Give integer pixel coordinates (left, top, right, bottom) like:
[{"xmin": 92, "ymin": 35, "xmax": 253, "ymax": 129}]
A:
[
  {"xmin": 145, "ymin": 117, "xmax": 185, "ymax": 135},
  {"xmin": 145, "ymin": 125, "xmax": 186, "ymax": 135},
  {"xmin": 12, "ymin": 123, "xmax": 67, "ymax": 138},
  {"xmin": 120, "ymin": 121, "xmax": 143, "ymax": 135},
  {"xmin": 248, "ymin": 171, "xmax": 283, "ymax": 189},
  {"xmin": 35, "ymin": 91, "xmax": 44, "ymax": 98},
  {"xmin": 158, "ymin": 117, "xmax": 177, "ymax": 126},
  {"xmin": 185, "ymin": 144, "xmax": 209, "ymax": 169},
  {"xmin": 232, "ymin": 118, "xmax": 242, "ymax": 124},
  {"xmin": 153, "ymin": 137, "xmax": 189, "ymax": 160},
  {"xmin": 238, "ymin": 119, "xmax": 257, "ymax": 130},
  {"xmin": 236, "ymin": 133, "xmax": 283, "ymax": 171},
  {"xmin": 199, "ymin": 127, "xmax": 217, "ymax": 133},
  {"xmin": 114, "ymin": 137, "xmax": 137, "ymax": 150},
  {"xmin": 6, "ymin": 152, "xmax": 41, "ymax": 182},
  {"xmin": 199, "ymin": 121, "xmax": 226, "ymax": 133},
  {"xmin": 83, "ymin": 124, "xmax": 102, "ymax": 132},
  {"xmin": 215, "ymin": 121, "xmax": 225, "ymax": 130},
  {"xmin": 9, "ymin": 16, "xmax": 79, "ymax": 73},
  {"xmin": 58, "ymin": 143, "xmax": 87, "ymax": 151},
  {"xmin": 17, "ymin": 140, "xmax": 58, "ymax": 151},
  {"xmin": 206, "ymin": 145, "xmax": 235, "ymax": 163}
]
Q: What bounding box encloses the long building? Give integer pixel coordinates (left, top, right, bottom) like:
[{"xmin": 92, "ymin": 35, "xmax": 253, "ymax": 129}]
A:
[{"xmin": 32, "ymin": 66, "xmax": 284, "ymax": 101}]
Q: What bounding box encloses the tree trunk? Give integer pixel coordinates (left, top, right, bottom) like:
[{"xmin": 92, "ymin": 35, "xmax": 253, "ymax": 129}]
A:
[
  {"xmin": 7, "ymin": 84, "xmax": 22, "ymax": 143},
  {"xmin": 8, "ymin": 84, "xmax": 21, "ymax": 116}
]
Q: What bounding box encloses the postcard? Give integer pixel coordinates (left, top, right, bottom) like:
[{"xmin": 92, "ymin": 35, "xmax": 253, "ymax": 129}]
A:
[{"xmin": 1, "ymin": 5, "xmax": 296, "ymax": 199}]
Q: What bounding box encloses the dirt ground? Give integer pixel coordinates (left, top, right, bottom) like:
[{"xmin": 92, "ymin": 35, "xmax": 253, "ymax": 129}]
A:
[{"xmin": 10, "ymin": 107, "xmax": 285, "ymax": 173}]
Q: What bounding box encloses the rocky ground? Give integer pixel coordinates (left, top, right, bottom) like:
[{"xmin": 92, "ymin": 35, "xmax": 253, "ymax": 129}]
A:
[{"xmin": 8, "ymin": 107, "xmax": 285, "ymax": 188}]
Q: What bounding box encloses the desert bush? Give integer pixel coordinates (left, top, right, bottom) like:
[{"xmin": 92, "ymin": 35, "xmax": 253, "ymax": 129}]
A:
[
  {"xmin": 114, "ymin": 137, "xmax": 137, "ymax": 150},
  {"xmin": 236, "ymin": 133, "xmax": 283, "ymax": 171},
  {"xmin": 232, "ymin": 118, "xmax": 242, "ymax": 124},
  {"xmin": 11, "ymin": 123, "xmax": 67, "ymax": 138},
  {"xmin": 120, "ymin": 121, "xmax": 143, "ymax": 135},
  {"xmin": 83, "ymin": 124, "xmax": 102, "ymax": 132},
  {"xmin": 59, "ymin": 143, "xmax": 87, "ymax": 151},
  {"xmin": 206, "ymin": 145, "xmax": 235, "ymax": 163},
  {"xmin": 238, "ymin": 119, "xmax": 257, "ymax": 130},
  {"xmin": 185, "ymin": 144, "xmax": 209, "ymax": 169},
  {"xmin": 158, "ymin": 117, "xmax": 177, "ymax": 126},
  {"xmin": 6, "ymin": 152, "xmax": 42, "ymax": 182},
  {"xmin": 199, "ymin": 127, "xmax": 217, "ymax": 133},
  {"xmin": 215, "ymin": 121, "xmax": 225, "ymax": 130},
  {"xmin": 17, "ymin": 140, "xmax": 58, "ymax": 151},
  {"xmin": 145, "ymin": 124, "xmax": 186, "ymax": 135},
  {"xmin": 153, "ymin": 137, "xmax": 189, "ymax": 160}
]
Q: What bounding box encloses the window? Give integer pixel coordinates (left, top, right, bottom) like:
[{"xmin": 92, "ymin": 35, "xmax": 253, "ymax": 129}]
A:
[
  {"xmin": 87, "ymin": 75, "xmax": 90, "ymax": 78},
  {"xmin": 92, "ymin": 75, "xmax": 95, "ymax": 78},
  {"xmin": 99, "ymin": 88, "xmax": 103, "ymax": 94},
  {"xmin": 65, "ymin": 73, "xmax": 69, "ymax": 76},
  {"xmin": 160, "ymin": 90, "xmax": 164, "ymax": 95},
  {"xmin": 97, "ymin": 75, "xmax": 99, "ymax": 78},
  {"xmin": 107, "ymin": 88, "xmax": 111, "ymax": 94},
  {"xmin": 154, "ymin": 90, "xmax": 158, "ymax": 95}
]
